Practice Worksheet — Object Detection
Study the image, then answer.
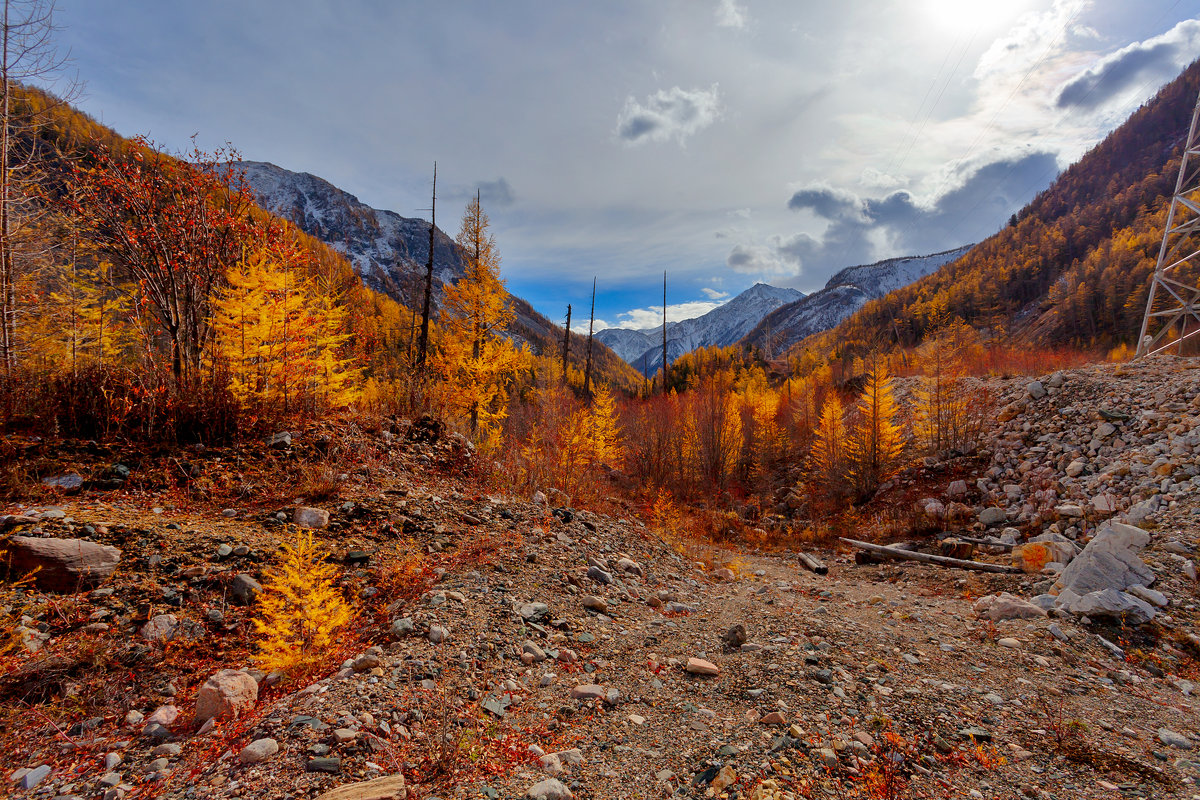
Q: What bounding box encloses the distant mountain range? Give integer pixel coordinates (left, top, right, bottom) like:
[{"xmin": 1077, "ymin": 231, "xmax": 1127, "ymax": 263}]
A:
[
  {"xmin": 596, "ymin": 283, "xmax": 804, "ymax": 376},
  {"xmin": 234, "ymin": 161, "xmax": 640, "ymax": 388},
  {"xmin": 741, "ymin": 245, "xmax": 974, "ymax": 354}
]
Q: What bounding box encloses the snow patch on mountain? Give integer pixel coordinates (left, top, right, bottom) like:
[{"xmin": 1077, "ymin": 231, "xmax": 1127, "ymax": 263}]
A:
[
  {"xmin": 596, "ymin": 283, "xmax": 804, "ymax": 374},
  {"xmin": 741, "ymin": 244, "xmax": 974, "ymax": 354}
]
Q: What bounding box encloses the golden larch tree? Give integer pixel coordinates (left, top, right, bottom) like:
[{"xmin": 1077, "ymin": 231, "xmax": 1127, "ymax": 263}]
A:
[
  {"xmin": 253, "ymin": 530, "xmax": 354, "ymax": 676},
  {"xmin": 846, "ymin": 363, "xmax": 905, "ymax": 497},
  {"xmin": 809, "ymin": 393, "xmax": 846, "ymax": 493},
  {"xmin": 435, "ymin": 194, "xmax": 524, "ymax": 445},
  {"xmin": 575, "ymin": 385, "xmax": 623, "ymax": 468}
]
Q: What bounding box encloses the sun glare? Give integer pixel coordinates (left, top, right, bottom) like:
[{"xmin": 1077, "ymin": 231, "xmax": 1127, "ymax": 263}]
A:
[{"xmin": 923, "ymin": 0, "xmax": 1031, "ymax": 34}]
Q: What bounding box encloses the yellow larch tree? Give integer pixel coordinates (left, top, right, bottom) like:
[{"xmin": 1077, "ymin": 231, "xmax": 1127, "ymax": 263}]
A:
[
  {"xmin": 253, "ymin": 530, "xmax": 354, "ymax": 676},
  {"xmin": 846, "ymin": 363, "xmax": 905, "ymax": 497},
  {"xmin": 575, "ymin": 385, "xmax": 623, "ymax": 468},
  {"xmin": 809, "ymin": 392, "xmax": 846, "ymax": 493},
  {"xmin": 435, "ymin": 194, "xmax": 524, "ymax": 446}
]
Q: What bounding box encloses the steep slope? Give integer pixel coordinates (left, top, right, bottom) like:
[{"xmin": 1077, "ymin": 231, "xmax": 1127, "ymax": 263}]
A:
[
  {"xmin": 596, "ymin": 283, "xmax": 803, "ymax": 374},
  {"xmin": 807, "ymin": 59, "xmax": 1200, "ymax": 358},
  {"xmin": 236, "ymin": 162, "xmax": 640, "ymax": 389},
  {"xmin": 742, "ymin": 245, "xmax": 974, "ymax": 353}
]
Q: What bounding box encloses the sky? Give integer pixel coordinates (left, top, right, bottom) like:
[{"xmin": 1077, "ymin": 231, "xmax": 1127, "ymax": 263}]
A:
[{"xmin": 49, "ymin": 0, "xmax": 1200, "ymax": 332}]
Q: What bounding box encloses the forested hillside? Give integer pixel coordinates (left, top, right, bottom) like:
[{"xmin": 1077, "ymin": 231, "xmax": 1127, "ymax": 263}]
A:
[{"xmin": 803, "ymin": 58, "xmax": 1200, "ymax": 361}]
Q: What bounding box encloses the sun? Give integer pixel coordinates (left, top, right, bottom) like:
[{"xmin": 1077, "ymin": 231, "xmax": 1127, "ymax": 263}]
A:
[{"xmin": 922, "ymin": 0, "xmax": 1032, "ymax": 34}]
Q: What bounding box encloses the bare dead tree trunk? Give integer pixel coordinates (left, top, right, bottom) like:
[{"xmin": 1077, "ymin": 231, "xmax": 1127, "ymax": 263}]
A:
[
  {"xmin": 561, "ymin": 303, "xmax": 571, "ymax": 384},
  {"xmin": 661, "ymin": 271, "xmax": 667, "ymax": 394},
  {"xmin": 583, "ymin": 278, "xmax": 595, "ymax": 397},
  {"xmin": 416, "ymin": 161, "xmax": 436, "ymax": 372}
]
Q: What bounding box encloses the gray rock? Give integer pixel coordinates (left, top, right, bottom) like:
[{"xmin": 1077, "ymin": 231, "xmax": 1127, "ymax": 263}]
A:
[
  {"xmin": 586, "ymin": 565, "xmax": 613, "ymax": 585},
  {"xmin": 427, "ymin": 625, "xmax": 449, "ymax": 643},
  {"xmin": 973, "ymin": 592, "xmax": 1047, "ymax": 621},
  {"xmin": 230, "ymin": 573, "xmax": 262, "ymax": 604},
  {"xmin": 390, "ymin": 617, "xmax": 415, "ymax": 637},
  {"xmin": 1054, "ymin": 521, "xmax": 1155, "ymax": 596},
  {"xmin": 268, "ymin": 432, "xmax": 292, "ymax": 449},
  {"xmin": 979, "ymin": 507, "xmax": 1007, "ymax": 526},
  {"xmin": 527, "ymin": 778, "xmax": 573, "ymax": 800},
  {"xmin": 519, "ymin": 602, "xmax": 549, "ymax": 621},
  {"xmin": 2, "ymin": 536, "xmax": 121, "ymax": 591},
  {"xmin": 293, "ymin": 507, "xmax": 330, "ymax": 529},
  {"xmin": 1158, "ymin": 728, "xmax": 1194, "ymax": 750},
  {"xmin": 140, "ymin": 614, "xmax": 179, "ymax": 643},
  {"xmin": 238, "ymin": 737, "xmax": 279, "ymax": 764},
  {"xmin": 1026, "ymin": 381, "xmax": 1046, "ymax": 400},
  {"xmin": 19, "ymin": 765, "xmax": 51, "ymax": 790},
  {"xmin": 1066, "ymin": 589, "xmax": 1156, "ymax": 625},
  {"xmin": 42, "ymin": 474, "xmax": 84, "ymax": 492}
]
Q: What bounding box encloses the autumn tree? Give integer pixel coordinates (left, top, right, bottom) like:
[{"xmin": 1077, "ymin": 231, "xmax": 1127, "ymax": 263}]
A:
[
  {"xmin": 434, "ymin": 193, "xmax": 523, "ymax": 445},
  {"xmin": 575, "ymin": 385, "xmax": 622, "ymax": 467},
  {"xmin": 809, "ymin": 393, "xmax": 846, "ymax": 496},
  {"xmin": 73, "ymin": 139, "xmax": 256, "ymax": 384},
  {"xmin": 253, "ymin": 530, "xmax": 354, "ymax": 676},
  {"xmin": 846, "ymin": 362, "xmax": 905, "ymax": 497},
  {"xmin": 211, "ymin": 242, "xmax": 362, "ymax": 411},
  {"xmin": 0, "ymin": 0, "xmax": 74, "ymax": 374}
]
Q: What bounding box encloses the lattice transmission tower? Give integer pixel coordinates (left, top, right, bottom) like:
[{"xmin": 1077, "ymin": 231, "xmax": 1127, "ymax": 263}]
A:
[{"xmin": 1137, "ymin": 85, "xmax": 1200, "ymax": 357}]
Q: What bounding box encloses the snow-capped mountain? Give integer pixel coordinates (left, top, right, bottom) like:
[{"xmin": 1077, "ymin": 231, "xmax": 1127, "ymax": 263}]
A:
[
  {"xmin": 596, "ymin": 283, "xmax": 804, "ymax": 375},
  {"xmin": 233, "ymin": 161, "xmax": 639, "ymax": 385},
  {"xmin": 236, "ymin": 161, "xmax": 464, "ymax": 305},
  {"xmin": 741, "ymin": 245, "xmax": 974, "ymax": 354}
]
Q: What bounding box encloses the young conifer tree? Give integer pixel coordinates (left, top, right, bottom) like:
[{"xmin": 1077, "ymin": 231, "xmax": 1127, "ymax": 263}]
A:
[
  {"xmin": 579, "ymin": 385, "xmax": 622, "ymax": 468},
  {"xmin": 252, "ymin": 530, "xmax": 354, "ymax": 676},
  {"xmin": 809, "ymin": 393, "xmax": 846, "ymax": 494},
  {"xmin": 847, "ymin": 363, "xmax": 905, "ymax": 496},
  {"xmin": 436, "ymin": 194, "xmax": 523, "ymax": 444}
]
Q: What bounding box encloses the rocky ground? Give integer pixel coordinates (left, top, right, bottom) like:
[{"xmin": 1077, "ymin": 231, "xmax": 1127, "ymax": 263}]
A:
[{"xmin": 1, "ymin": 358, "xmax": 1198, "ymax": 800}]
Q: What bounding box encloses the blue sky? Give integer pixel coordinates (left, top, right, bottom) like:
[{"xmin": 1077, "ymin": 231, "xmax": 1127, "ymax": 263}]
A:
[{"xmin": 52, "ymin": 0, "xmax": 1200, "ymax": 331}]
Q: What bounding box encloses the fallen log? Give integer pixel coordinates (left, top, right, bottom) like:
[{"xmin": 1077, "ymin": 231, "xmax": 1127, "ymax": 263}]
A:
[
  {"xmin": 839, "ymin": 538, "xmax": 1022, "ymax": 574},
  {"xmin": 952, "ymin": 535, "xmax": 1016, "ymax": 552},
  {"xmin": 797, "ymin": 552, "xmax": 828, "ymax": 575}
]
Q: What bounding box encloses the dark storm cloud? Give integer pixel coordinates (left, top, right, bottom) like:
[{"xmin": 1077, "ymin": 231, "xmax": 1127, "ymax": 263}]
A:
[
  {"xmin": 1057, "ymin": 19, "xmax": 1200, "ymax": 110},
  {"xmin": 786, "ymin": 184, "xmax": 867, "ymax": 222},
  {"xmin": 766, "ymin": 151, "xmax": 1061, "ymax": 276}
]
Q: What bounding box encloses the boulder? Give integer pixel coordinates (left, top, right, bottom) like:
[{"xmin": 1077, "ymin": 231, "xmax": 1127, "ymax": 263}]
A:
[
  {"xmin": 293, "ymin": 507, "xmax": 330, "ymax": 529},
  {"xmin": 2, "ymin": 536, "xmax": 121, "ymax": 591},
  {"xmin": 195, "ymin": 669, "xmax": 259, "ymax": 722},
  {"xmin": 1053, "ymin": 522, "xmax": 1155, "ymax": 596},
  {"xmin": 238, "ymin": 738, "xmax": 279, "ymax": 765},
  {"xmin": 230, "ymin": 573, "xmax": 263, "ymax": 604},
  {"xmin": 526, "ymin": 778, "xmax": 572, "ymax": 800},
  {"xmin": 140, "ymin": 614, "xmax": 179, "ymax": 643},
  {"xmin": 979, "ymin": 507, "xmax": 1007, "ymax": 526},
  {"xmin": 974, "ymin": 592, "xmax": 1048, "ymax": 622},
  {"xmin": 314, "ymin": 774, "xmax": 408, "ymax": 800},
  {"xmin": 1065, "ymin": 588, "xmax": 1156, "ymax": 625}
]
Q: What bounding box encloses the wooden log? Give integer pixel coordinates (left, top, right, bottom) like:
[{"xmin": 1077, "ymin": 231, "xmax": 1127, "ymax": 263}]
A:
[
  {"xmin": 797, "ymin": 552, "xmax": 828, "ymax": 575},
  {"xmin": 953, "ymin": 535, "xmax": 1016, "ymax": 552},
  {"xmin": 940, "ymin": 538, "xmax": 975, "ymax": 559},
  {"xmin": 839, "ymin": 538, "xmax": 1022, "ymax": 574}
]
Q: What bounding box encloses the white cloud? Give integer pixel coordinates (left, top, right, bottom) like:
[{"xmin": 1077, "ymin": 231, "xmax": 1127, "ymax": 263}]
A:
[
  {"xmin": 603, "ymin": 301, "xmax": 725, "ymax": 330},
  {"xmin": 715, "ymin": 0, "xmax": 747, "ymax": 30},
  {"xmin": 615, "ymin": 84, "xmax": 722, "ymax": 146},
  {"xmin": 701, "ymin": 287, "xmax": 729, "ymax": 300}
]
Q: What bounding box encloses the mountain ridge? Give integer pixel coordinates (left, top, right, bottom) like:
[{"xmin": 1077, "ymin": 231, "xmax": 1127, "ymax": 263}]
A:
[
  {"xmin": 742, "ymin": 245, "xmax": 975, "ymax": 355},
  {"xmin": 234, "ymin": 161, "xmax": 641, "ymax": 389},
  {"xmin": 595, "ymin": 283, "xmax": 803, "ymax": 375}
]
